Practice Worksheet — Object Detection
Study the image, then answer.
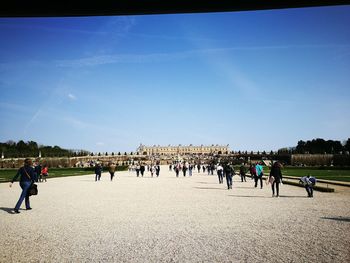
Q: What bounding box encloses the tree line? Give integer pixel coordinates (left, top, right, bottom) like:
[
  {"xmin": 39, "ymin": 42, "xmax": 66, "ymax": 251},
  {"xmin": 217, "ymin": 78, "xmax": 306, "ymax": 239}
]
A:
[
  {"xmin": 294, "ymin": 138, "xmax": 350, "ymax": 154},
  {"xmin": 0, "ymin": 140, "xmax": 89, "ymax": 158}
]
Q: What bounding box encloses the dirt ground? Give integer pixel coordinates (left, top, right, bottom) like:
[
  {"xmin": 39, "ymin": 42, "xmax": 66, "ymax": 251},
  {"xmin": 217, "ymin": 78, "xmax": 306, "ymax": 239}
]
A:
[{"xmin": 1, "ymin": 166, "xmax": 349, "ymax": 262}]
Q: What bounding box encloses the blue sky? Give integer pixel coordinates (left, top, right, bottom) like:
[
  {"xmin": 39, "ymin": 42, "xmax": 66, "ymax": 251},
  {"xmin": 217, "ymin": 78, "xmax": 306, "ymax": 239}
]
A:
[{"xmin": 0, "ymin": 5, "xmax": 350, "ymax": 153}]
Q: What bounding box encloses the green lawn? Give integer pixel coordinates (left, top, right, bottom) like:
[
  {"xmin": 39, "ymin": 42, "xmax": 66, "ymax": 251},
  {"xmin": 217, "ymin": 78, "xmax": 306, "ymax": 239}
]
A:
[{"xmin": 0, "ymin": 166, "xmax": 128, "ymax": 183}]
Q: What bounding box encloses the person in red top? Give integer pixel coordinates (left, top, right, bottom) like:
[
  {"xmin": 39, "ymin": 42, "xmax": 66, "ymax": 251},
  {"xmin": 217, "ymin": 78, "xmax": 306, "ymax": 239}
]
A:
[{"xmin": 41, "ymin": 165, "xmax": 48, "ymax": 182}]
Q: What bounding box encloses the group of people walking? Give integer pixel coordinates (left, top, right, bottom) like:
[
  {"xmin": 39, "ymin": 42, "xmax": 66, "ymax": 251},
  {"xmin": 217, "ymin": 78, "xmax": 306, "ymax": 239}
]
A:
[
  {"xmin": 128, "ymin": 163, "xmax": 161, "ymax": 177},
  {"xmin": 95, "ymin": 162, "xmax": 118, "ymax": 181},
  {"xmin": 34, "ymin": 161, "xmax": 49, "ymax": 182},
  {"xmin": 172, "ymin": 162, "xmax": 194, "ymax": 177},
  {"xmin": 215, "ymin": 161, "xmax": 282, "ymax": 195},
  {"xmin": 9, "ymin": 158, "xmax": 317, "ymax": 214}
]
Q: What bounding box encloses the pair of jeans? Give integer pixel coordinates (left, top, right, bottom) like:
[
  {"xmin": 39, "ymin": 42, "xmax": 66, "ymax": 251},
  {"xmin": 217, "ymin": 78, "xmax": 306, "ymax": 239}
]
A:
[
  {"xmin": 95, "ymin": 173, "xmax": 101, "ymax": 181},
  {"xmin": 305, "ymin": 185, "xmax": 313, "ymax": 197},
  {"xmin": 226, "ymin": 174, "xmax": 232, "ymax": 189},
  {"xmin": 217, "ymin": 171, "xmax": 223, "ymax": 184},
  {"xmin": 15, "ymin": 181, "xmax": 32, "ymax": 210},
  {"xmin": 272, "ymin": 181, "xmax": 279, "ymax": 196}
]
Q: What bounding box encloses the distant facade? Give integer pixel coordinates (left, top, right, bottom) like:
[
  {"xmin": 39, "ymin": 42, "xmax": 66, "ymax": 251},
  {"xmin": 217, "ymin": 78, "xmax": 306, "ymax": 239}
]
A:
[{"xmin": 136, "ymin": 144, "xmax": 230, "ymax": 156}]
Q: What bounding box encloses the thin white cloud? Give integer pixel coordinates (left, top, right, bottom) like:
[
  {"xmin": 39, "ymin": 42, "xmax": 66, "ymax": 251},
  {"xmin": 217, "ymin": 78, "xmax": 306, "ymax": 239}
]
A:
[
  {"xmin": 56, "ymin": 43, "xmax": 350, "ymax": 67},
  {"xmin": 68, "ymin": 93, "xmax": 76, "ymax": 100},
  {"xmin": 24, "ymin": 107, "xmax": 43, "ymax": 135},
  {"xmin": 96, "ymin": 142, "xmax": 105, "ymax": 146}
]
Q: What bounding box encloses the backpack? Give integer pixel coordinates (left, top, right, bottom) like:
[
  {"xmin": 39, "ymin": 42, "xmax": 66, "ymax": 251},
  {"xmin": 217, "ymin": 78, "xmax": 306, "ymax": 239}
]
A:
[{"xmin": 308, "ymin": 177, "xmax": 316, "ymax": 186}]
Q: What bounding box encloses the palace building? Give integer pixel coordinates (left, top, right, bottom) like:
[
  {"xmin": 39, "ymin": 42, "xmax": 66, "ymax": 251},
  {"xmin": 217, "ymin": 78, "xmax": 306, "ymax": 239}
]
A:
[{"xmin": 136, "ymin": 144, "xmax": 230, "ymax": 156}]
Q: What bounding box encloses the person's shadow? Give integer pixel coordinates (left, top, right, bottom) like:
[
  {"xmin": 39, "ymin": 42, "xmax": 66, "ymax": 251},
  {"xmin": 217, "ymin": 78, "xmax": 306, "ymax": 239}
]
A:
[{"xmin": 0, "ymin": 207, "xmax": 16, "ymax": 214}]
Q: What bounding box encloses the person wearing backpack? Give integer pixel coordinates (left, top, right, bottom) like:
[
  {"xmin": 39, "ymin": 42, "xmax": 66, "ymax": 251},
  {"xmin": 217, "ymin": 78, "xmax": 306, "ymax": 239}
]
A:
[
  {"xmin": 299, "ymin": 175, "xmax": 316, "ymax": 197},
  {"xmin": 9, "ymin": 158, "xmax": 36, "ymax": 213}
]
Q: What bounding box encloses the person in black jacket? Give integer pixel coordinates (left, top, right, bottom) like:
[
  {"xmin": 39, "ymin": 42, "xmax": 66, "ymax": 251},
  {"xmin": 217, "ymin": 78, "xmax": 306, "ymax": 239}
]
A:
[
  {"xmin": 223, "ymin": 162, "xmax": 233, "ymax": 189},
  {"xmin": 9, "ymin": 158, "xmax": 36, "ymax": 213},
  {"xmin": 268, "ymin": 161, "xmax": 283, "ymax": 197},
  {"xmin": 34, "ymin": 161, "xmax": 42, "ymax": 182},
  {"xmin": 140, "ymin": 163, "xmax": 145, "ymax": 177},
  {"xmin": 239, "ymin": 164, "xmax": 247, "ymax": 182},
  {"xmin": 95, "ymin": 162, "xmax": 103, "ymax": 181}
]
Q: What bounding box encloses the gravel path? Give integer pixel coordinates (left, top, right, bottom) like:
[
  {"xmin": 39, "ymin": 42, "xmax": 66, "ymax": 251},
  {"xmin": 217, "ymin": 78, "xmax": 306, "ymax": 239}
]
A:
[{"xmin": 1, "ymin": 166, "xmax": 349, "ymax": 262}]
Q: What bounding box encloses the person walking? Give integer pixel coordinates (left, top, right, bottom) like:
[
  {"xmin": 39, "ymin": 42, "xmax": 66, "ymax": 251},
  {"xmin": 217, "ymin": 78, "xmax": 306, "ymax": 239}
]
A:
[
  {"xmin": 210, "ymin": 164, "xmax": 215, "ymax": 175},
  {"xmin": 255, "ymin": 162, "xmax": 264, "ymax": 189},
  {"xmin": 268, "ymin": 161, "xmax": 283, "ymax": 197},
  {"xmin": 140, "ymin": 163, "xmax": 145, "ymax": 177},
  {"xmin": 188, "ymin": 164, "xmax": 193, "ymax": 176},
  {"xmin": 239, "ymin": 164, "xmax": 247, "ymax": 182},
  {"xmin": 41, "ymin": 165, "xmax": 48, "ymax": 182},
  {"xmin": 223, "ymin": 162, "xmax": 233, "ymax": 189},
  {"xmin": 156, "ymin": 165, "xmax": 160, "ymax": 177},
  {"xmin": 136, "ymin": 163, "xmax": 140, "ymax": 177},
  {"xmin": 108, "ymin": 162, "xmax": 116, "ymax": 181},
  {"xmin": 150, "ymin": 165, "xmax": 154, "ymax": 177},
  {"xmin": 217, "ymin": 163, "xmax": 223, "ymax": 184},
  {"xmin": 249, "ymin": 164, "xmax": 256, "ymax": 180},
  {"xmin": 197, "ymin": 164, "xmax": 201, "ymax": 173},
  {"xmin": 95, "ymin": 163, "xmax": 102, "ymax": 181},
  {"xmin": 182, "ymin": 162, "xmax": 188, "ymax": 177},
  {"xmin": 9, "ymin": 158, "xmax": 36, "ymax": 213},
  {"xmin": 34, "ymin": 161, "xmax": 42, "ymax": 183},
  {"xmin": 174, "ymin": 163, "xmax": 179, "ymax": 177}
]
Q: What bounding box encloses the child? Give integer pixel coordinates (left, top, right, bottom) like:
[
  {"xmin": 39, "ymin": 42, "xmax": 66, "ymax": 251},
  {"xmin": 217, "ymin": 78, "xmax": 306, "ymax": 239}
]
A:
[
  {"xmin": 41, "ymin": 165, "xmax": 49, "ymax": 182},
  {"xmin": 299, "ymin": 175, "xmax": 316, "ymax": 197}
]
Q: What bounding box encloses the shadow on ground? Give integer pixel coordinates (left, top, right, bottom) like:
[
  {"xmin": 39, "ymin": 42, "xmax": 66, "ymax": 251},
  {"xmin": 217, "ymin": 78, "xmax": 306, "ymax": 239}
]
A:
[
  {"xmin": 228, "ymin": 195, "xmax": 270, "ymax": 198},
  {"xmin": 321, "ymin": 216, "xmax": 350, "ymax": 222},
  {"xmin": 194, "ymin": 187, "xmax": 227, "ymax": 190},
  {"xmin": 0, "ymin": 207, "xmax": 16, "ymax": 214},
  {"xmin": 228, "ymin": 195, "xmax": 308, "ymax": 198}
]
